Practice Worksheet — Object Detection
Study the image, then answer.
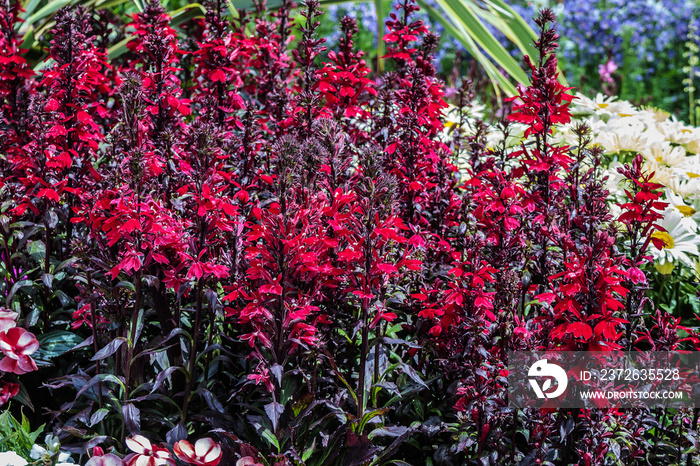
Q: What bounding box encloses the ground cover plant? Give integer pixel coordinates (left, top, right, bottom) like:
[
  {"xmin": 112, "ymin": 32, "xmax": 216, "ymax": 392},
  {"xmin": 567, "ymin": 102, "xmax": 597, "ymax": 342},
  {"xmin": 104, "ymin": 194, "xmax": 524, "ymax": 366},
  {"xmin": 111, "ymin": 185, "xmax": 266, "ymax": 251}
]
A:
[{"xmin": 0, "ymin": 0, "xmax": 699, "ymax": 464}]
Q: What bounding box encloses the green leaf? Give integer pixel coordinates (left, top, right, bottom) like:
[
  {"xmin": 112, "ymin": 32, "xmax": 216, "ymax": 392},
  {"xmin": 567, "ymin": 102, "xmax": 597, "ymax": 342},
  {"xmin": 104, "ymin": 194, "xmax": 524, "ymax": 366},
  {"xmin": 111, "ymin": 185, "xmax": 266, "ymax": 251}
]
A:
[
  {"xmin": 418, "ymin": 0, "xmax": 516, "ymax": 99},
  {"xmin": 301, "ymin": 439, "xmax": 316, "ymax": 462},
  {"xmin": 41, "ymin": 272, "xmax": 53, "ymax": 289},
  {"xmin": 108, "ymin": 37, "xmax": 131, "ymax": 60},
  {"xmin": 97, "ymin": 0, "xmax": 130, "ymax": 9},
  {"xmin": 261, "ymin": 429, "xmax": 280, "ymax": 453},
  {"xmin": 6, "ymin": 279, "xmax": 34, "ymax": 308},
  {"xmin": 54, "ymin": 256, "xmax": 77, "ymax": 272},
  {"xmin": 482, "ymin": 0, "xmax": 537, "ymax": 57},
  {"xmin": 170, "ymin": 3, "xmax": 206, "ymax": 28},
  {"xmin": 13, "ymin": 383, "xmax": 34, "ymax": 412},
  {"xmin": 35, "ymin": 330, "xmax": 85, "ymax": 360},
  {"xmin": 431, "ymin": 0, "xmax": 528, "ymax": 84},
  {"xmin": 19, "ymin": 27, "xmax": 35, "ymax": 50},
  {"xmin": 374, "ymin": 0, "xmax": 389, "ymax": 72},
  {"xmin": 20, "ymin": 0, "xmax": 44, "ymax": 21},
  {"xmin": 483, "ymin": 0, "xmax": 567, "ymax": 84},
  {"xmin": 27, "ymin": 0, "xmax": 73, "ymax": 25},
  {"xmin": 115, "ymin": 280, "xmax": 136, "ymax": 292},
  {"xmin": 358, "ymin": 407, "xmax": 389, "ymax": 434}
]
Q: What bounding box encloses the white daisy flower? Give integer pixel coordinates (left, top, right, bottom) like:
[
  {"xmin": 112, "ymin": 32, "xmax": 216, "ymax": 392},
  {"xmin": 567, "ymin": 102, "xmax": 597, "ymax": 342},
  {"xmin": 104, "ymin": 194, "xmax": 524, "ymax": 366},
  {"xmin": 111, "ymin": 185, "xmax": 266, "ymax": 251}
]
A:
[
  {"xmin": 684, "ymin": 137, "xmax": 700, "ymax": 154},
  {"xmin": 642, "ymin": 159, "xmax": 679, "ymax": 189},
  {"xmin": 596, "ymin": 118, "xmax": 652, "ymax": 153},
  {"xmin": 655, "ymin": 118, "xmax": 698, "ymax": 145},
  {"xmin": 641, "ymin": 141, "xmax": 688, "ymax": 169},
  {"xmin": 680, "ymin": 154, "xmax": 700, "ymax": 184},
  {"xmin": 665, "ymin": 188, "xmax": 700, "ymax": 231},
  {"xmin": 0, "ymin": 452, "xmax": 27, "ymax": 466},
  {"xmin": 572, "ymin": 93, "xmax": 636, "ymax": 117},
  {"xmin": 650, "ymin": 208, "xmax": 700, "ymax": 268},
  {"xmin": 639, "ymin": 106, "xmax": 671, "ymax": 123},
  {"xmin": 664, "ymin": 175, "xmax": 700, "ymax": 200}
]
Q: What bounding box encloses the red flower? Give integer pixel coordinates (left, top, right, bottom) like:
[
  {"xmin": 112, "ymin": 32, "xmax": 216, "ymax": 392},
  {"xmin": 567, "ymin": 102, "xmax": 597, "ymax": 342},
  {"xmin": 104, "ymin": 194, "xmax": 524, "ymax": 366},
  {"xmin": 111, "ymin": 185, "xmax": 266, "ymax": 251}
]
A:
[
  {"xmin": 124, "ymin": 435, "xmax": 175, "ymax": 466},
  {"xmin": 173, "ymin": 438, "xmax": 222, "ymax": 466},
  {"xmin": 0, "ymin": 382, "xmax": 19, "ymax": 405},
  {"xmin": 0, "ymin": 327, "xmax": 39, "ymax": 375}
]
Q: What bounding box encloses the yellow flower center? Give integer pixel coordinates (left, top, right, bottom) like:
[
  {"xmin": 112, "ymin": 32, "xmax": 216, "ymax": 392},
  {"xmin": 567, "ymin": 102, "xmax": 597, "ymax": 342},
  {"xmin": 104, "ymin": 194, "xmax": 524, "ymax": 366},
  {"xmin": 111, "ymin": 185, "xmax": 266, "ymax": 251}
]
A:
[
  {"xmin": 677, "ymin": 205, "xmax": 697, "ymax": 217},
  {"xmin": 655, "ymin": 261, "xmax": 675, "ymax": 275},
  {"xmin": 651, "ymin": 231, "xmax": 675, "ymax": 249},
  {"xmin": 598, "ymin": 103, "xmax": 609, "ymax": 109},
  {"xmin": 688, "ymin": 172, "xmax": 700, "ymax": 179},
  {"xmin": 619, "ymin": 113, "xmax": 632, "ymax": 117}
]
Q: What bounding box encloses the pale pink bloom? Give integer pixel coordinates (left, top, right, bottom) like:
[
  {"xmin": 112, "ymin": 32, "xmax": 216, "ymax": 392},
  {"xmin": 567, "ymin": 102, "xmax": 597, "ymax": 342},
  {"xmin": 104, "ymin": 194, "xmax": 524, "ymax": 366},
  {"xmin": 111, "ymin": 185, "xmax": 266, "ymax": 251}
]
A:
[
  {"xmin": 236, "ymin": 457, "xmax": 263, "ymax": 466},
  {"xmin": 0, "ymin": 310, "xmax": 18, "ymax": 333},
  {"xmin": 85, "ymin": 453, "xmax": 125, "ymax": 466},
  {"xmin": 598, "ymin": 59, "xmax": 618, "ymax": 84},
  {"xmin": 173, "ymin": 438, "xmax": 222, "ymax": 466},
  {"xmin": 0, "ymin": 327, "xmax": 39, "ymax": 374},
  {"xmin": 124, "ymin": 435, "xmax": 175, "ymax": 466}
]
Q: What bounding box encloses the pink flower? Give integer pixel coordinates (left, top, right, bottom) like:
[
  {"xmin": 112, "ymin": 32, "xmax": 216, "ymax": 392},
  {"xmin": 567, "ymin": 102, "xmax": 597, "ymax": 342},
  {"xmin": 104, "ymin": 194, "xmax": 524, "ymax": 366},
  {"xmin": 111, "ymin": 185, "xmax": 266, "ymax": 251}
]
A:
[
  {"xmin": 598, "ymin": 59, "xmax": 618, "ymax": 84},
  {"xmin": 0, "ymin": 310, "xmax": 18, "ymax": 333},
  {"xmin": 86, "ymin": 453, "xmax": 125, "ymax": 466},
  {"xmin": 236, "ymin": 457, "xmax": 263, "ymax": 466},
  {"xmin": 0, "ymin": 327, "xmax": 39, "ymax": 375},
  {"xmin": 173, "ymin": 438, "xmax": 222, "ymax": 466},
  {"xmin": 626, "ymin": 267, "xmax": 646, "ymax": 285},
  {"xmin": 124, "ymin": 435, "xmax": 175, "ymax": 466},
  {"xmin": 0, "ymin": 382, "xmax": 18, "ymax": 405}
]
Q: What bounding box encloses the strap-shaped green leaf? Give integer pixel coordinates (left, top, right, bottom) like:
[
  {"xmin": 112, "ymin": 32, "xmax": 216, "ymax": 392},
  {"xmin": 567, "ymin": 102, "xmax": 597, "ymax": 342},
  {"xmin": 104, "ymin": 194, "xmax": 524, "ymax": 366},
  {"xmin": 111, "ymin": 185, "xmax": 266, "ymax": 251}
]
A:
[
  {"xmin": 483, "ymin": 0, "xmax": 537, "ymax": 58},
  {"xmin": 430, "ymin": 0, "xmax": 529, "ymax": 85},
  {"xmin": 26, "ymin": 0, "xmax": 73, "ymax": 25},
  {"xmin": 484, "ymin": 0, "xmax": 567, "ymax": 84},
  {"xmin": 419, "ymin": 0, "xmax": 517, "ymax": 98}
]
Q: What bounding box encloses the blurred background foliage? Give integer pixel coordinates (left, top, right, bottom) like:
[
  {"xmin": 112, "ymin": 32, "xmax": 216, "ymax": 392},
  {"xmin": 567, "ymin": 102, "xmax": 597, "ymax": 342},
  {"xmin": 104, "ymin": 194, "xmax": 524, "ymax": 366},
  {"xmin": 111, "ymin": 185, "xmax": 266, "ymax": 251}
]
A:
[{"xmin": 17, "ymin": 0, "xmax": 700, "ymax": 121}]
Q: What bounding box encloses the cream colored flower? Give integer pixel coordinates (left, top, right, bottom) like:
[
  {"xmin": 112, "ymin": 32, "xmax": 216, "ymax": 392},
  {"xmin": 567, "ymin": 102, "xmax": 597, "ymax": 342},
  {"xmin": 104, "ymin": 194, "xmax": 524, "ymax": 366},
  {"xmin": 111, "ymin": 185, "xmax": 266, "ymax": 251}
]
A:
[
  {"xmin": 0, "ymin": 452, "xmax": 27, "ymax": 466},
  {"xmin": 664, "ymin": 176, "xmax": 700, "ymax": 199},
  {"xmin": 571, "ymin": 93, "xmax": 615, "ymax": 113},
  {"xmin": 665, "ymin": 188, "xmax": 700, "ymax": 230},
  {"xmin": 641, "ymin": 141, "xmax": 688, "ymax": 169},
  {"xmin": 680, "ymin": 154, "xmax": 700, "ymax": 183},
  {"xmin": 639, "ymin": 106, "xmax": 671, "ymax": 122},
  {"xmin": 572, "ymin": 93, "xmax": 637, "ymax": 117},
  {"xmin": 650, "ymin": 208, "xmax": 700, "ymax": 268},
  {"xmin": 642, "ymin": 158, "xmax": 679, "ymax": 189},
  {"xmin": 685, "ymin": 137, "xmax": 700, "ymax": 154},
  {"xmin": 655, "ymin": 118, "xmax": 698, "ymax": 145},
  {"xmin": 596, "ymin": 118, "xmax": 653, "ymax": 153}
]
